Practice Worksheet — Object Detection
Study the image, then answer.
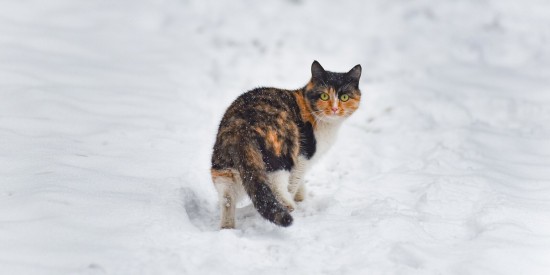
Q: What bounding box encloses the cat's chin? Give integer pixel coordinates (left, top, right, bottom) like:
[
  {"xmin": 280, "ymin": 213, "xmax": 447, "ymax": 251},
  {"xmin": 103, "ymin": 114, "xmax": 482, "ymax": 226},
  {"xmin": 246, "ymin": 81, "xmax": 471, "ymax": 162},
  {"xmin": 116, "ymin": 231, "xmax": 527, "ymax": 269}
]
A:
[{"xmin": 316, "ymin": 114, "xmax": 346, "ymax": 123}]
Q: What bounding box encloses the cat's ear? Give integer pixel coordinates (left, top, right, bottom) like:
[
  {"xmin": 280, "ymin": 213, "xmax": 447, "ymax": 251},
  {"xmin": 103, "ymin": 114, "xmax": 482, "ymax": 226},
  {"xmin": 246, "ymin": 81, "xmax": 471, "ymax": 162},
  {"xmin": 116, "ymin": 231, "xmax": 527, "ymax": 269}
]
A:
[
  {"xmin": 311, "ymin": 60, "xmax": 326, "ymax": 82},
  {"xmin": 346, "ymin": 64, "xmax": 362, "ymax": 83}
]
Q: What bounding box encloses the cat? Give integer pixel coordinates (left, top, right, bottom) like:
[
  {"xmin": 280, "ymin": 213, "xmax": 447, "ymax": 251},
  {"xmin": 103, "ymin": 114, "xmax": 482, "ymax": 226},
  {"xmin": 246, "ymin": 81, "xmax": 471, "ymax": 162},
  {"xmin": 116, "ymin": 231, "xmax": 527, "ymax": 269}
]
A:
[{"xmin": 211, "ymin": 61, "xmax": 362, "ymax": 229}]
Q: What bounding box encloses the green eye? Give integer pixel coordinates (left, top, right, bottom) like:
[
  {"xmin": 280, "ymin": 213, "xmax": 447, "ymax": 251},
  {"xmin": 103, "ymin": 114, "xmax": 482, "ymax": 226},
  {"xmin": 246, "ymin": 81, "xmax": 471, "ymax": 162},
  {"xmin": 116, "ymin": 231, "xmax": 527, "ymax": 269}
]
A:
[
  {"xmin": 320, "ymin": 93, "xmax": 329, "ymax": 101},
  {"xmin": 340, "ymin": 94, "xmax": 350, "ymax": 102}
]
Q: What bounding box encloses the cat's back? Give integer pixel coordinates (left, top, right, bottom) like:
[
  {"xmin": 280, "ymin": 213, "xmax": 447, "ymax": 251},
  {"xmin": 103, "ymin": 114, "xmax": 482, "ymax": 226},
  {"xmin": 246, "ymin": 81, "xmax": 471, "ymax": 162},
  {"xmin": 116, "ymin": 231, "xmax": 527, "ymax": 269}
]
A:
[
  {"xmin": 219, "ymin": 87, "xmax": 299, "ymax": 126},
  {"xmin": 213, "ymin": 87, "xmax": 303, "ymax": 170}
]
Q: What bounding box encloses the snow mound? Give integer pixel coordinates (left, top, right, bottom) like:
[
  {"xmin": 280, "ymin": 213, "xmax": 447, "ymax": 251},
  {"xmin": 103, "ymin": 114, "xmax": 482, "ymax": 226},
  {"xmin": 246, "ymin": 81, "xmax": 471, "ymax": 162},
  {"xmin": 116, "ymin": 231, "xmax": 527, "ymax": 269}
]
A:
[{"xmin": 1, "ymin": 0, "xmax": 550, "ymax": 274}]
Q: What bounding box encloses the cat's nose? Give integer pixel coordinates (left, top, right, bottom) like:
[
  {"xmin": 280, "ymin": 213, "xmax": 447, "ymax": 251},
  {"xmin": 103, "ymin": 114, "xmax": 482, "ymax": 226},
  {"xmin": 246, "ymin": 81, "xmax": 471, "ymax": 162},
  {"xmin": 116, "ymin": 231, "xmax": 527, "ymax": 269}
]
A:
[{"xmin": 331, "ymin": 107, "xmax": 339, "ymax": 113}]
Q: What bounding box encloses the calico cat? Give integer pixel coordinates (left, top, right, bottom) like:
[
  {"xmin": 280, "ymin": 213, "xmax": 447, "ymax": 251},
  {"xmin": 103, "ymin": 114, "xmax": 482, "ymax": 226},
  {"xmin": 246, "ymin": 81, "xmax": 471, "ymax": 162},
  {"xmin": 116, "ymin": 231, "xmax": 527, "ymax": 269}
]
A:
[{"xmin": 211, "ymin": 61, "xmax": 362, "ymax": 229}]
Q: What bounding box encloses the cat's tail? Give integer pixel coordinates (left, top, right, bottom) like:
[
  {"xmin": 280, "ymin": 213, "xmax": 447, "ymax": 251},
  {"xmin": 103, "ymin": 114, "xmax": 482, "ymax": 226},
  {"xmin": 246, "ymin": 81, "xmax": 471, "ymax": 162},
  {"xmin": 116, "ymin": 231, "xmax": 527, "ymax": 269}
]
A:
[{"xmin": 229, "ymin": 140, "xmax": 293, "ymax": 227}]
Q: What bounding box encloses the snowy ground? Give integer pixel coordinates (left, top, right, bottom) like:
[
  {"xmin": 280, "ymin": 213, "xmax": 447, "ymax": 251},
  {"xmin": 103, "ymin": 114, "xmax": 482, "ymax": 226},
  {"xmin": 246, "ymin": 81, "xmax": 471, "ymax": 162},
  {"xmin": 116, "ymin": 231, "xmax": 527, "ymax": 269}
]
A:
[{"xmin": 1, "ymin": 0, "xmax": 550, "ymax": 274}]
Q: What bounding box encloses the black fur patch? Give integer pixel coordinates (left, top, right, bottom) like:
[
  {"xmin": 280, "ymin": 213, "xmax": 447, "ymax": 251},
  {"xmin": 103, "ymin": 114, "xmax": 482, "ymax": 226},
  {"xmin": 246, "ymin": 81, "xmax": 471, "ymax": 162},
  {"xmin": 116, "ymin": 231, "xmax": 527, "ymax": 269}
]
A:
[
  {"xmin": 257, "ymin": 136, "xmax": 294, "ymax": 172},
  {"xmin": 298, "ymin": 121, "xmax": 316, "ymax": 159}
]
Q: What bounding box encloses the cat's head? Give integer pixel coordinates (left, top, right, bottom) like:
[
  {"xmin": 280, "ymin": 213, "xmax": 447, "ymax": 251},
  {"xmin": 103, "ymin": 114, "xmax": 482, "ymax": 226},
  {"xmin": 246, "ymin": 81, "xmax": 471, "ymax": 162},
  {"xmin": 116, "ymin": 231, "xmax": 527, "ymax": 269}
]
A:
[{"xmin": 304, "ymin": 61, "xmax": 362, "ymax": 122}]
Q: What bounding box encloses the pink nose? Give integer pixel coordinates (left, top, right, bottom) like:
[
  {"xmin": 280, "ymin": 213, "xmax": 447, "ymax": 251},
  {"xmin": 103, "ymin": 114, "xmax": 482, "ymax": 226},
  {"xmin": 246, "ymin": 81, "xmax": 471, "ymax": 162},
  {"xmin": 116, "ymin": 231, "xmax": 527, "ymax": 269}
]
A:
[{"xmin": 331, "ymin": 107, "xmax": 338, "ymax": 113}]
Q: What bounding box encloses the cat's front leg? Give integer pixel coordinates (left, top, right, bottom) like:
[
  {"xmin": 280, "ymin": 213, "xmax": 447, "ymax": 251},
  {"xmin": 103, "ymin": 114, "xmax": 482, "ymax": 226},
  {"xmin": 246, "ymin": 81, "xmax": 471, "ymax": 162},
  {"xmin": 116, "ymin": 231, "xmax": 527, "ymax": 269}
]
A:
[
  {"xmin": 294, "ymin": 183, "xmax": 306, "ymax": 202},
  {"xmin": 267, "ymin": 170, "xmax": 296, "ymax": 212},
  {"xmin": 289, "ymin": 155, "xmax": 308, "ymax": 202}
]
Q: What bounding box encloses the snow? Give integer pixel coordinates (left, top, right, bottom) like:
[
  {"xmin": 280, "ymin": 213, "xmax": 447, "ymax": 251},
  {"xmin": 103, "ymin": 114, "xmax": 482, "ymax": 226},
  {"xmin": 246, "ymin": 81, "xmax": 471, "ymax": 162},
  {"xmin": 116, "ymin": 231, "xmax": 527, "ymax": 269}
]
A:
[{"xmin": 1, "ymin": 0, "xmax": 550, "ymax": 274}]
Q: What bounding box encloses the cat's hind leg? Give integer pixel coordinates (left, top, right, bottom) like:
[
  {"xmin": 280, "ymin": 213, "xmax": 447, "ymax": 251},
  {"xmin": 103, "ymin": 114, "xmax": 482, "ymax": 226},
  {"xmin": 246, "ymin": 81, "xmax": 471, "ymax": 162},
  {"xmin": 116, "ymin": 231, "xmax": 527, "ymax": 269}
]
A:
[
  {"xmin": 267, "ymin": 170, "xmax": 296, "ymax": 212},
  {"xmin": 212, "ymin": 169, "xmax": 238, "ymax": 229}
]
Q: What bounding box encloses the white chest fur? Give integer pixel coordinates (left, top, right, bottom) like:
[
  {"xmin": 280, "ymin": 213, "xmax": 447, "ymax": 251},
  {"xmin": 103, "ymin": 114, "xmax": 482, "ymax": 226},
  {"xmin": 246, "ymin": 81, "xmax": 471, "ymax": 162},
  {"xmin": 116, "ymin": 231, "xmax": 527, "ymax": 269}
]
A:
[
  {"xmin": 310, "ymin": 121, "xmax": 342, "ymax": 164},
  {"xmin": 289, "ymin": 121, "xmax": 342, "ymax": 194}
]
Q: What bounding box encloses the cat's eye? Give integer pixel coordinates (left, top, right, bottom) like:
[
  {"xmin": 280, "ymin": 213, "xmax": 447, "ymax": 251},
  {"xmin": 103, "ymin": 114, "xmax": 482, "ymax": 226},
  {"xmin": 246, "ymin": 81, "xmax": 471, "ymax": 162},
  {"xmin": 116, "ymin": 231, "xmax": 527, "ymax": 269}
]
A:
[
  {"xmin": 340, "ymin": 94, "xmax": 350, "ymax": 102},
  {"xmin": 320, "ymin": 93, "xmax": 329, "ymax": 101}
]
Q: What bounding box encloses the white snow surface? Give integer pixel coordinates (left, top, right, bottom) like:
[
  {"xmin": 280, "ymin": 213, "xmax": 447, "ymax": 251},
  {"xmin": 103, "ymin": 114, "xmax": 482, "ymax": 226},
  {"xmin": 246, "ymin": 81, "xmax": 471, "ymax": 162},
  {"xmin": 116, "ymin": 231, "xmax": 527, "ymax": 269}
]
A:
[{"xmin": 1, "ymin": 0, "xmax": 550, "ymax": 274}]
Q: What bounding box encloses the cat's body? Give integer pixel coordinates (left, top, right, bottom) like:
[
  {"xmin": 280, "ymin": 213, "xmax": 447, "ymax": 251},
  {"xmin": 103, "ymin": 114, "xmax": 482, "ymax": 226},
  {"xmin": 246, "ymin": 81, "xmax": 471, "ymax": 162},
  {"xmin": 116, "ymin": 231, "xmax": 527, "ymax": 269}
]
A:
[{"xmin": 211, "ymin": 61, "xmax": 362, "ymax": 229}]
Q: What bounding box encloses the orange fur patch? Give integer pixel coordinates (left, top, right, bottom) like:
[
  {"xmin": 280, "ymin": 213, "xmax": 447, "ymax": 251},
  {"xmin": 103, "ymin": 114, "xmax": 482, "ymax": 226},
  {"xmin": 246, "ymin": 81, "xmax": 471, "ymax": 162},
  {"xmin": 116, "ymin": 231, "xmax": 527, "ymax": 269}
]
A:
[
  {"xmin": 342, "ymin": 98, "xmax": 360, "ymax": 114},
  {"xmin": 254, "ymin": 126, "xmax": 266, "ymax": 136},
  {"xmin": 306, "ymin": 81, "xmax": 315, "ymax": 91},
  {"xmin": 266, "ymin": 129, "xmax": 283, "ymax": 156},
  {"xmin": 294, "ymin": 92, "xmax": 316, "ymax": 127},
  {"xmin": 211, "ymin": 169, "xmax": 234, "ymax": 181}
]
